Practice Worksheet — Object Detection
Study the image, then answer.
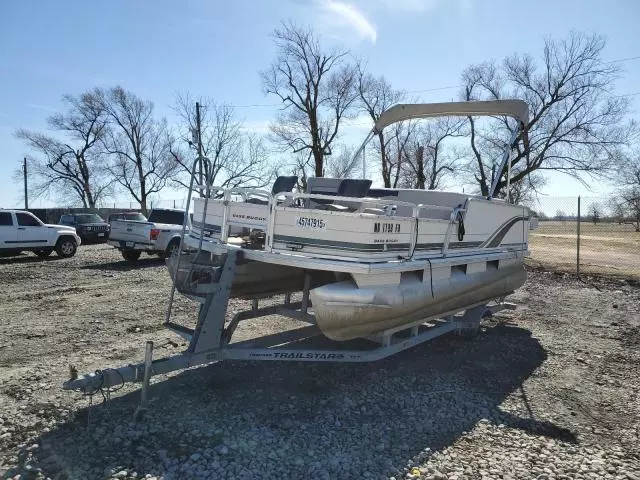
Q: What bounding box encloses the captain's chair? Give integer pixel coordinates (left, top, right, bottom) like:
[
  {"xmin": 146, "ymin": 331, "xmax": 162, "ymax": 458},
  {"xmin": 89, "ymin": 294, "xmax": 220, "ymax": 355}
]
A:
[{"xmin": 246, "ymin": 175, "xmax": 298, "ymax": 205}]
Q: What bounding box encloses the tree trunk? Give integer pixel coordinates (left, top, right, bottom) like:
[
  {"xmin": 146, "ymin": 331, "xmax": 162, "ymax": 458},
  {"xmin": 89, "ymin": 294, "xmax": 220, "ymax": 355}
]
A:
[
  {"xmin": 84, "ymin": 181, "xmax": 95, "ymax": 208},
  {"xmin": 429, "ymin": 146, "xmax": 438, "ymax": 190},
  {"xmin": 415, "ymin": 146, "xmax": 425, "ymax": 189},
  {"xmin": 377, "ymin": 132, "xmax": 390, "ymax": 188},
  {"xmin": 137, "ymin": 151, "xmax": 147, "ymax": 213},
  {"xmin": 140, "ymin": 193, "xmax": 148, "ymax": 215},
  {"xmin": 313, "ymin": 149, "xmax": 323, "ymax": 177}
]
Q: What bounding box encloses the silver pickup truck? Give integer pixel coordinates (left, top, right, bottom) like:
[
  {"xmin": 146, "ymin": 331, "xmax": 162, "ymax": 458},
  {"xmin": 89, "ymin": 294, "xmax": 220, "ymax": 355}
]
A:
[{"xmin": 107, "ymin": 208, "xmax": 190, "ymax": 262}]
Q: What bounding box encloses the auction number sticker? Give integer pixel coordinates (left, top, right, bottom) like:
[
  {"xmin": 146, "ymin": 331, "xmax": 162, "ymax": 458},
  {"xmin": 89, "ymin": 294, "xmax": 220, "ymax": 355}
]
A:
[{"xmin": 295, "ymin": 216, "xmax": 326, "ymax": 229}]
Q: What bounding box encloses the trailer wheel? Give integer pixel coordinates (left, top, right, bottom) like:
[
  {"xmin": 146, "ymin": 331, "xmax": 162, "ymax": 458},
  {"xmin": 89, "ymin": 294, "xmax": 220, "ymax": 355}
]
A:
[
  {"xmin": 55, "ymin": 237, "xmax": 78, "ymax": 258},
  {"xmin": 122, "ymin": 250, "xmax": 141, "ymax": 262}
]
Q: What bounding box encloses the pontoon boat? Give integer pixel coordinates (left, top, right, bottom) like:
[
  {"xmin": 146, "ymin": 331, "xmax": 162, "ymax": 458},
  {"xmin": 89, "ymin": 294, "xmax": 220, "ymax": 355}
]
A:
[{"xmin": 63, "ymin": 99, "xmax": 538, "ymax": 396}]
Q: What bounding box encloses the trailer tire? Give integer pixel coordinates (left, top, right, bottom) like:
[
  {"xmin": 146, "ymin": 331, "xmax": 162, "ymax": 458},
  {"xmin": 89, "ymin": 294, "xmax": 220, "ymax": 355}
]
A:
[
  {"xmin": 55, "ymin": 236, "xmax": 78, "ymax": 258},
  {"xmin": 122, "ymin": 250, "xmax": 141, "ymax": 262}
]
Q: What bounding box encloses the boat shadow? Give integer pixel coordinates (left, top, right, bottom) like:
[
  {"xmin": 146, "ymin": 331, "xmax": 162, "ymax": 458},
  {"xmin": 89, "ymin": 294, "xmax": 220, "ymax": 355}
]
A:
[{"xmin": 28, "ymin": 322, "xmax": 573, "ymax": 479}]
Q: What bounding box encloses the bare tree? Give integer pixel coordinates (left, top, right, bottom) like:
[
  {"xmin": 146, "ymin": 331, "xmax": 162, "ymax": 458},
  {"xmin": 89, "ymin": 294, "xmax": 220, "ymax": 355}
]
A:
[
  {"xmin": 382, "ymin": 121, "xmax": 416, "ymax": 188},
  {"xmin": 607, "ymin": 197, "xmax": 627, "ymax": 224},
  {"xmin": 507, "ymin": 172, "xmax": 547, "ymax": 206},
  {"xmin": 555, "ymin": 210, "xmax": 567, "ymax": 221},
  {"xmin": 261, "ymin": 21, "xmax": 358, "ymax": 178},
  {"xmin": 588, "ymin": 202, "xmax": 602, "ymax": 225},
  {"xmin": 98, "ymin": 86, "xmax": 179, "ymax": 214},
  {"xmin": 400, "ymin": 118, "xmax": 465, "ymax": 190},
  {"xmin": 613, "ymin": 152, "xmax": 640, "ymax": 231},
  {"xmin": 288, "ymin": 151, "xmax": 314, "ymax": 193},
  {"xmin": 324, "ymin": 144, "xmax": 361, "ymax": 179},
  {"xmin": 15, "ymin": 90, "xmax": 112, "ymax": 207},
  {"xmin": 171, "ymin": 94, "xmax": 270, "ymax": 191},
  {"xmin": 460, "ymin": 32, "xmax": 635, "ymax": 198},
  {"xmin": 356, "ymin": 69, "xmax": 407, "ymax": 186},
  {"xmin": 618, "ymin": 187, "xmax": 640, "ymax": 232}
]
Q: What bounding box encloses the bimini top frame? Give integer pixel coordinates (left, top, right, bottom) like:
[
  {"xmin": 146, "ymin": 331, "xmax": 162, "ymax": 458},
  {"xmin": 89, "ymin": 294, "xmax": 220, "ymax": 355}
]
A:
[{"xmin": 351, "ymin": 99, "xmax": 530, "ymax": 201}]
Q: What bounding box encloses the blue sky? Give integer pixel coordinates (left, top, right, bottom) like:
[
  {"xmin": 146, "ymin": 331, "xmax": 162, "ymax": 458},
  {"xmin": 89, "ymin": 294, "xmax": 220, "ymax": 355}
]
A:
[{"xmin": 1, "ymin": 0, "xmax": 638, "ymax": 209}]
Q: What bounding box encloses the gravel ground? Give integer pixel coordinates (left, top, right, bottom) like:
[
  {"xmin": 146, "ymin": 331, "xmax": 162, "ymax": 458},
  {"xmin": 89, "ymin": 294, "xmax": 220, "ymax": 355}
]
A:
[{"xmin": 0, "ymin": 244, "xmax": 639, "ymax": 480}]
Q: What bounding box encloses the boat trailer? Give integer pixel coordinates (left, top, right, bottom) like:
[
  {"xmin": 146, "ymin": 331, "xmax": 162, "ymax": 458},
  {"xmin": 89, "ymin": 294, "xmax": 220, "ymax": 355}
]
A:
[
  {"xmin": 63, "ymin": 99, "xmax": 529, "ymax": 399},
  {"xmin": 63, "ymin": 247, "xmax": 517, "ymax": 397}
]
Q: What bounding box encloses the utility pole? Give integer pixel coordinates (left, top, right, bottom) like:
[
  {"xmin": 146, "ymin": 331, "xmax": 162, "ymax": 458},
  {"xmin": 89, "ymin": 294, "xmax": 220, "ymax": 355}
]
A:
[
  {"xmin": 195, "ymin": 102, "xmax": 204, "ymax": 196},
  {"xmin": 23, "ymin": 157, "xmax": 28, "ymax": 209},
  {"xmin": 576, "ymin": 196, "xmax": 581, "ymax": 279}
]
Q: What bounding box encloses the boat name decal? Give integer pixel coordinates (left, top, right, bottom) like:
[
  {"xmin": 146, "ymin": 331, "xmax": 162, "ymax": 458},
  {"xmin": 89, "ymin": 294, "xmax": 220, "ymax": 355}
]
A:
[
  {"xmin": 373, "ymin": 238, "xmax": 398, "ymax": 243},
  {"xmin": 232, "ymin": 213, "xmax": 266, "ymax": 222},
  {"xmin": 295, "ymin": 217, "xmax": 326, "ymax": 229},
  {"xmin": 374, "ymin": 222, "xmax": 400, "ymax": 233}
]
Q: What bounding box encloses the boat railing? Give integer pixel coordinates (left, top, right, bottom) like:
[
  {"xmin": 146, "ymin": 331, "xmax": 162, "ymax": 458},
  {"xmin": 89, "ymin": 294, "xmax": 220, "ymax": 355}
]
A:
[
  {"xmin": 194, "ymin": 187, "xmax": 473, "ymax": 261},
  {"xmin": 262, "ymin": 191, "xmax": 421, "ymax": 255}
]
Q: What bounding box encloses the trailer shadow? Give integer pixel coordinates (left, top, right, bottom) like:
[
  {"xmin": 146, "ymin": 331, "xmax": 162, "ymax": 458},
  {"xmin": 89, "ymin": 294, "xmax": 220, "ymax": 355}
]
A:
[
  {"xmin": 29, "ymin": 322, "xmax": 573, "ymax": 479},
  {"xmin": 0, "ymin": 254, "xmax": 61, "ymax": 265},
  {"xmin": 80, "ymin": 256, "xmax": 166, "ymax": 272}
]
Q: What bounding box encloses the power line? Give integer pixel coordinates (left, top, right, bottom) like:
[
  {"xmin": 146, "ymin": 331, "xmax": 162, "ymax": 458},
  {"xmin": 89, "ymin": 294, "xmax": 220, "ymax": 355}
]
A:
[
  {"xmin": 604, "ymin": 55, "xmax": 640, "ymax": 64},
  {"xmin": 229, "ymin": 103, "xmax": 280, "ymax": 108},
  {"xmin": 229, "ymin": 88, "xmax": 640, "ymax": 113},
  {"xmin": 222, "ymin": 54, "xmax": 640, "ymax": 109},
  {"xmin": 405, "ymin": 85, "xmax": 460, "ymax": 94}
]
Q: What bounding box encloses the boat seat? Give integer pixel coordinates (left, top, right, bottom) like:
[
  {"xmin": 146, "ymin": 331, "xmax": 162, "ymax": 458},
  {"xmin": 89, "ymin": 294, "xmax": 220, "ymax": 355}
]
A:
[
  {"xmin": 323, "ymin": 179, "xmax": 373, "ymax": 212},
  {"xmin": 246, "ymin": 175, "xmax": 298, "ymax": 205},
  {"xmin": 362, "ymin": 207, "xmax": 389, "ymax": 215},
  {"xmin": 305, "ymin": 177, "xmax": 371, "ymax": 210}
]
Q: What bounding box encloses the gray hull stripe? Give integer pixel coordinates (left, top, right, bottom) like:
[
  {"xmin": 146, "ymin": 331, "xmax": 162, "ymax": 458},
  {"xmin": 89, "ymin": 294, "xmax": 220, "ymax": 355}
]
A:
[
  {"xmin": 481, "ymin": 216, "xmax": 528, "ymax": 248},
  {"xmin": 273, "ymin": 234, "xmax": 410, "ymax": 252}
]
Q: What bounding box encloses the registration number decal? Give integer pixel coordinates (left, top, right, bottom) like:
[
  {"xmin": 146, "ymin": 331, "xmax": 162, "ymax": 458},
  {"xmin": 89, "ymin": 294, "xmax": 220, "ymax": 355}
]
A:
[
  {"xmin": 295, "ymin": 217, "xmax": 326, "ymax": 229},
  {"xmin": 373, "ymin": 222, "xmax": 400, "ymax": 233}
]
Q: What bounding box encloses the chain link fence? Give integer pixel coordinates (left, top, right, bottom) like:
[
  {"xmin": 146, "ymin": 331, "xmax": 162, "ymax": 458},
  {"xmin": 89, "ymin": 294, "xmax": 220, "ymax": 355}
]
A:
[
  {"xmin": 27, "ymin": 199, "xmax": 188, "ymax": 224},
  {"xmin": 102, "ymin": 198, "xmax": 189, "ymax": 210},
  {"xmin": 526, "ymin": 196, "xmax": 640, "ymax": 279}
]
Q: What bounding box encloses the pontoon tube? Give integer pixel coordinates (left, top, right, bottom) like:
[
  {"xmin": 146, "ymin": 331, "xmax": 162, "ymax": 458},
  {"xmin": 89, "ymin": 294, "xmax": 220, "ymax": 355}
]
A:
[{"xmin": 310, "ymin": 263, "xmax": 526, "ymax": 341}]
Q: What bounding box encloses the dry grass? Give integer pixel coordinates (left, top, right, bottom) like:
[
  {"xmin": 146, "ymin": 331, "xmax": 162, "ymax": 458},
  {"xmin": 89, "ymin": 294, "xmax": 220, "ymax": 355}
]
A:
[{"xmin": 528, "ymin": 220, "xmax": 640, "ymax": 278}]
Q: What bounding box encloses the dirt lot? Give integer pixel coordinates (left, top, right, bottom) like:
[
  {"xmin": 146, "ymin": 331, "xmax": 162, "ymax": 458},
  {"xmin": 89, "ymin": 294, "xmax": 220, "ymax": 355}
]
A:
[
  {"xmin": 528, "ymin": 221, "xmax": 640, "ymax": 278},
  {"xmin": 0, "ymin": 244, "xmax": 639, "ymax": 479}
]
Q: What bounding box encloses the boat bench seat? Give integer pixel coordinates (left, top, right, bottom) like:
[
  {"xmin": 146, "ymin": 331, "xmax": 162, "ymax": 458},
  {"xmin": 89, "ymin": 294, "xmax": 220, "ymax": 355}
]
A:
[
  {"xmin": 305, "ymin": 178, "xmax": 372, "ymax": 211},
  {"xmin": 323, "ymin": 179, "xmax": 373, "ymax": 212}
]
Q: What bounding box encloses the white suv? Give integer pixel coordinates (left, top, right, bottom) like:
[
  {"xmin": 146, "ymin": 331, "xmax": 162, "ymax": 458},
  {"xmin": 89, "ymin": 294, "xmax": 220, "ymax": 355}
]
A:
[{"xmin": 0, "ymin": 209, "xmax": 82, "ymax": 258}]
